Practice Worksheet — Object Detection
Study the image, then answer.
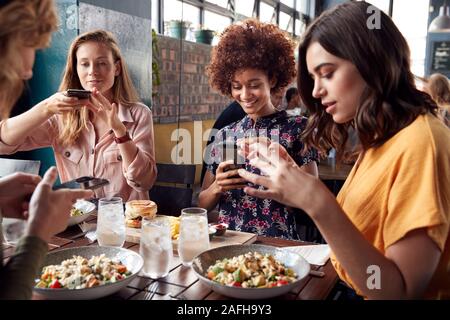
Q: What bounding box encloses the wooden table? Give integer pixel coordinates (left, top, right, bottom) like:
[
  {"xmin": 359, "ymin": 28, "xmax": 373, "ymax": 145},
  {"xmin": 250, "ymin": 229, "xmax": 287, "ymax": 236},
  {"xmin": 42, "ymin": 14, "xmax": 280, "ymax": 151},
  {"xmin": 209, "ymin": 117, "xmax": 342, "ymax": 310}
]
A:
[{"xmin": 4, "ymin": 214, "xmax": 339, "ymax": 300}]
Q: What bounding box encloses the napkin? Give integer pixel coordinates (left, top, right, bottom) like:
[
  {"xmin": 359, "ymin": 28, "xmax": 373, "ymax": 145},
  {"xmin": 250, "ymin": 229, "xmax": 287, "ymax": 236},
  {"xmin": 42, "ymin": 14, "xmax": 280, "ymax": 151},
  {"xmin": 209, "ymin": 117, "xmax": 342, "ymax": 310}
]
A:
[{"xmin": 283, "ymin": 244, "xmax": 331, "ymax": 266}]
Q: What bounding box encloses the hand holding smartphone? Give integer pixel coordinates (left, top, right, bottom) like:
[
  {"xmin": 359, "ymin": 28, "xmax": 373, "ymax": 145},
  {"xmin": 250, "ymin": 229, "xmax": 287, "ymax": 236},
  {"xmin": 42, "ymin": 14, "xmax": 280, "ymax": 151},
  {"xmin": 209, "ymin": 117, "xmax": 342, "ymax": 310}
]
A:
[
  {"xmin": 65, "ymin": 89, "xmax": 91, "ymax": 99},
  {"xmin": 52, "ymin": 176, "xmax": 109, "ymax": 190},
  {"xmin": 220, "ymin": 140, "xmax": 245, "ymax": 172}
]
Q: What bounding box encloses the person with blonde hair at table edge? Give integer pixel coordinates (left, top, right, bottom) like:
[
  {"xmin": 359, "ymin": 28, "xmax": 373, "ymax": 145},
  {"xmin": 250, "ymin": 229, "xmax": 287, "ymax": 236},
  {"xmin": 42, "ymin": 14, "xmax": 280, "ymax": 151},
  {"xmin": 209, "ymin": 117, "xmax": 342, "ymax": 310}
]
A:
[{"xmin": 0, "ymin": 0, "xmax": 93, "ymax": 300}]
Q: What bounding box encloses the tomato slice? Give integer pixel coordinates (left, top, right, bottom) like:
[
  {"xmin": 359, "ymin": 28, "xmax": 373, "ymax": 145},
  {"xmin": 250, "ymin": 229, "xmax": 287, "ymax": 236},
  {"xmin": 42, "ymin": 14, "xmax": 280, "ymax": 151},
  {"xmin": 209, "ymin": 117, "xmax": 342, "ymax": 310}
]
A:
[
  {"xmin": 276, "ymin": 280, "xmax": 289, "ymax": 286},
  {"xmin": 232, "ymin": 281, "xmax": 242, "ymax": 287},
  {"xmin": 50, "ymin": 279, "xmax": 62, "ymax": 289}
]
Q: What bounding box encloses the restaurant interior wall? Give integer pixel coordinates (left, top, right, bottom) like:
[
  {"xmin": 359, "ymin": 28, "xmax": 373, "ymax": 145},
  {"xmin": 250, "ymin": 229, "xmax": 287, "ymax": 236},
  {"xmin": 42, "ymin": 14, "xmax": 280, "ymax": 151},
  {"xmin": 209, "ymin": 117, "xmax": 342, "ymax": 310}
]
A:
[{"xmin": 152, "ymin": 34, "xmax": 232, "ymax": 184}]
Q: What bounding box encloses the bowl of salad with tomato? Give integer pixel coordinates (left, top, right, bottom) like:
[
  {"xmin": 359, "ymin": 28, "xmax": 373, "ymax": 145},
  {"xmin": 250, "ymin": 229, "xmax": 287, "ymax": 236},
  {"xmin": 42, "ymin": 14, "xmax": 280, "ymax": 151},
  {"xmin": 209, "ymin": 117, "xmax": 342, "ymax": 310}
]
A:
[{"xmin": 191, "ymin": 244, "xmax": 310, "ymax": 299}]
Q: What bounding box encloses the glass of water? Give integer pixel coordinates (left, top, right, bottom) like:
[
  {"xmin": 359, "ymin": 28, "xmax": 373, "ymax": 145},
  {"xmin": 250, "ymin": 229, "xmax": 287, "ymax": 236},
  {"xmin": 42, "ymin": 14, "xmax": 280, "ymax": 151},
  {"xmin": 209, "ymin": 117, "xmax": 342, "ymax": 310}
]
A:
[
  {"xmin": 2, "ymin": 218, "xmax": 26, "ymax": 245},
  {"xmin": 177, "ymin": 207, "xmax": 210, "ymax": 267},
  {"xmin": 96, "ymin": 197, "xmax": 125, "ymax": 247},
  {"xmin": 139, "ymin": 216, "xmax": 173, "ymax": 278}
]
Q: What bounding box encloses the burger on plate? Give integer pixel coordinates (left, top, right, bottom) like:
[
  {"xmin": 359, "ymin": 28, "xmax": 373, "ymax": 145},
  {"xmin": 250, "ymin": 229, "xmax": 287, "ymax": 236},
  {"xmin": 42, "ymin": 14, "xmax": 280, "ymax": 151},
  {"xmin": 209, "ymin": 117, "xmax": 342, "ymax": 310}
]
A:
[{"xmin": 125, "ymin": 200, "xmax": 157, "ymax": 228}]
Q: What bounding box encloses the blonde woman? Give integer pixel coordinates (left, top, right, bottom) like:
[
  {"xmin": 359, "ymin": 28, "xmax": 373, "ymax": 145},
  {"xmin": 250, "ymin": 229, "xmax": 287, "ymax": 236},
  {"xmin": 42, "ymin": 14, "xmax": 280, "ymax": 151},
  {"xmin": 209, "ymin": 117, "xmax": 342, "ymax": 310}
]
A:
[
  {"xmin": 0, "ymin": 30, "xmax": 157, "ymax": 201},
  {"xmin": 0, "ymin": 0, "xmax": 93, "ymax": 299},
  {"xmin": 427, "ymin": 73, "xmax": 450, "ymax": 127}
]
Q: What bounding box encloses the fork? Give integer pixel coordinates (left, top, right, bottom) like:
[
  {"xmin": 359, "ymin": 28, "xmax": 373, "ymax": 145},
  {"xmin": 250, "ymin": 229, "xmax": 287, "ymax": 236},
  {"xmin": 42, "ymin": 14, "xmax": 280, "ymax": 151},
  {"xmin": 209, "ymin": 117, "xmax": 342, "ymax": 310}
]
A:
[{"xmin": 144, "ymin": 282, "xmax": 159, "ymax": 300}]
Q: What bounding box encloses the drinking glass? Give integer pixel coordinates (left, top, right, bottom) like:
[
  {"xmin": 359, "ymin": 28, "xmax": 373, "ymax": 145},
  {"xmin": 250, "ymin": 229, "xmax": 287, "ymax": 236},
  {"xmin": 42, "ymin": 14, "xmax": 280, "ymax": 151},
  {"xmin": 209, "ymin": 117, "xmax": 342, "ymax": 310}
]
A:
[
  {"xmin": 139, "ymin": 216, "xmax": 173, "ymax": 278},
  {"xmin": 177, "ymin": 207, "xmax": 209, "ymax": 267},
  {"xmin": 96, "ymin": 197, "xmax": 125, "ymax": 247},
  {"xmin": 2, "ymin": 218, "xmax": 26, "ymax": 245}
]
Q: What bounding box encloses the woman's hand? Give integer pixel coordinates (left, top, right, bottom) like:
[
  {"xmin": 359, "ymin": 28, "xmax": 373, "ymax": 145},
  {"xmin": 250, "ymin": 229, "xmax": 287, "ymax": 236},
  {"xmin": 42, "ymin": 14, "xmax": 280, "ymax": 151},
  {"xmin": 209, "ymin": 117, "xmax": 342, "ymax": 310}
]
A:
[
  {"xmin": 0, "ymin": 172, "xmax": 41, "ymax": 219},
  {"xmin": 40, "ymin": 92, "xmax": 87, "ymax": 116},
  {"xmin": 26, "ymin": 167, "xmax": 94, "ymax": 243},
  {"xmin": 214, "ymin": 159, "xmax": 247, "ymax": 193},
  {"xmin": 87, "ymin": 88, "xmax": 124, "ymax": 132},
  {"xmin": 238, "ymin": 141, "xmax": 332, "ymax": 215}
]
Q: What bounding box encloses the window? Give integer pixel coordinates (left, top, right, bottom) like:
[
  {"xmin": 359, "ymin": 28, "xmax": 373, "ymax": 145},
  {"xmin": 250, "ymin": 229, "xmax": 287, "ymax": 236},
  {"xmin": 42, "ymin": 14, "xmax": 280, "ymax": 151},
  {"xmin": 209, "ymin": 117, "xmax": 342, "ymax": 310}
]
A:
[
  {"xmin": 279, "ymin": 11, "xmax": 293, "ymax": 32},
  {"xmin": 296, "ymin": 0, "xmax": 309, "ymax": 14},
  {"xmin": 152, "ymin": 0, "xmax": 158, "ymax": 31},
  {"xmin": 163, "ymin": 0, "xmax": 200, "ymax": 25},
  {"xmin": 281, "ymin": 0, "xmax": 295, "ymax": 7},
  {"xmin": 207, "ymin": 0, "xmax": 229, "ymax": 8},
  {"xmin": 204, "ymin": 10, "xmax": 232, "ymax": 34},
  {"xmin": 392, "ymin": 0, "xmax": 429, "ymax": 76},
  {"xmin": 260, "ymin": 1, "xmax": 276, "ymax": 23},
  {"xmin": 363, "ymin": 0, "xmax": 390, "ymax": 14},
  {"xmin": 235, "ymin": 0, "xmax": 254, "ymax": 17},
  {"xmin": 295, "ymin": 18, "xmax": 305, "ymax": 36}
]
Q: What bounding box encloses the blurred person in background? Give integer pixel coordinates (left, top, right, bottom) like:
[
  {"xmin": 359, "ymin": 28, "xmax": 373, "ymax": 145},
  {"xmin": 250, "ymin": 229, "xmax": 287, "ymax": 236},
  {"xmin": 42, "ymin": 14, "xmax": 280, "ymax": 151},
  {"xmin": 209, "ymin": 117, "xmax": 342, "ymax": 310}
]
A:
[{"xmin": 427, "ymin": 73, "xmax": 450, "ymax": 127}]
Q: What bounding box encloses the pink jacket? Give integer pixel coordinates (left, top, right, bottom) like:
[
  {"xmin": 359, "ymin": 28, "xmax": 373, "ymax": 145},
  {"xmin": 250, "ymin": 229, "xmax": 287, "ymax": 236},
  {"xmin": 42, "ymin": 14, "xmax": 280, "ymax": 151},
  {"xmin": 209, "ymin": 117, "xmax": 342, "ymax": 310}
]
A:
[{"xmin": 0, "ymin": 103, "xmax": 157, "ymax": 201}]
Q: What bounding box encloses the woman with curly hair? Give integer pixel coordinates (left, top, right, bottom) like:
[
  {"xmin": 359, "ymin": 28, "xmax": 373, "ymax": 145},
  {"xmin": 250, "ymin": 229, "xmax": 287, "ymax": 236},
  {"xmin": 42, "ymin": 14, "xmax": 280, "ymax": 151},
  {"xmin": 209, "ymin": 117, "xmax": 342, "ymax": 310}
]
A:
[
  {"xmin": 0, "ymin": 30, "xmax": 157, "ymax": 202},
  {"xmin": 239, "ymin": 2, "xmax": 450, "ymax": 299},
  {"xmin": 199, "ymin": 19, "xmax": 318, "ymax": 240}
]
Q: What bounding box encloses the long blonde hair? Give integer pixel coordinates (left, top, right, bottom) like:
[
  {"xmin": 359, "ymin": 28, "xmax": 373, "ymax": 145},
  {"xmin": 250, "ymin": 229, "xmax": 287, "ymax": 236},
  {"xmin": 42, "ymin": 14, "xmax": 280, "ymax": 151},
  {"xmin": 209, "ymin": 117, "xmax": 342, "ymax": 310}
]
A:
[
  {"xmin": 58, "ymin": 30, "xmax": 140, "ymax": 146},
  {"xmin": 0, "ymin": 0, "xmax": 58, "ymax": 119}
]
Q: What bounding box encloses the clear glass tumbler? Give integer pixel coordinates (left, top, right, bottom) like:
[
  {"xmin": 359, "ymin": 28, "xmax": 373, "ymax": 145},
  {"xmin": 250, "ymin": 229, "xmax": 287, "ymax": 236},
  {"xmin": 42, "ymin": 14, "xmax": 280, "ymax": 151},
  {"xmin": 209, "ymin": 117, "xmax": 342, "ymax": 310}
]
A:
[
  {"xmin": 139, "ymin": 216, "xmax": 173, "ymax": 278},
  {"xmin": 1, "ymin": 217, "xmax": 26, "ymax": 245},
  {"xmin": 177, "ymin": 207, "xmax": 210, "ymax": 267},
  {"xmin": 96, "ymin": 197, "xmax": 125, "ymax": 247}
]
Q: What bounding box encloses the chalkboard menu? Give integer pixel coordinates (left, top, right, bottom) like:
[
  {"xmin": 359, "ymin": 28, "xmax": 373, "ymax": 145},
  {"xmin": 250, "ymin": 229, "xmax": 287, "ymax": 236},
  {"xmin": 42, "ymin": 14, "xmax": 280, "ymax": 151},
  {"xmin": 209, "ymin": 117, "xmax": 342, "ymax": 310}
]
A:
[{"xmin": 431, "ymin": 41, "xmax": 450, "ymax": 73}]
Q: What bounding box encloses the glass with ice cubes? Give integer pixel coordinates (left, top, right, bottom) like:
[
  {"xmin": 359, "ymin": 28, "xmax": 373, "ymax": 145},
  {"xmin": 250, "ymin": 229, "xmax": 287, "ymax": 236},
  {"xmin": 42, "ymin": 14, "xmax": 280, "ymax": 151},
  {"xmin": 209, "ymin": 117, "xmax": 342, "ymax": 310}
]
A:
[
  {"xmin": 139, "ymin": 216, "xmax": 173, "ymax": 278},
  {"xmin": 178, "ymin": 207, "xmax": 210, "ymax": 267},
  {"xmin": 96, "ymin": 197, "xmax": 125, "ymax": 247}
]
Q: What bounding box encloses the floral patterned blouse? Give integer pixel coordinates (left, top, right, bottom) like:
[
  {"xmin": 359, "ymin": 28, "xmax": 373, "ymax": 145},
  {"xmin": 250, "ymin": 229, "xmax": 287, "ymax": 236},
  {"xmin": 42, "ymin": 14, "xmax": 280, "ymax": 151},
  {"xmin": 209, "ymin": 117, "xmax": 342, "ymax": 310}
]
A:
[{"xmin": 206, "ymin": 110, "xmax": 318, "ymax": 240}]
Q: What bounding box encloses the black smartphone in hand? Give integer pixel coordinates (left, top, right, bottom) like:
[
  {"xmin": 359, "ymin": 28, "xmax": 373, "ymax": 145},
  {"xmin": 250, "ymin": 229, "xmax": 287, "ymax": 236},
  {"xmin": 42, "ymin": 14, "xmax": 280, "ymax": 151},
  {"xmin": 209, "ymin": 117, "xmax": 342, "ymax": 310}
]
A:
[
  {"xmin": 220, "ymin": 140, "xmax": 245, "ymax": 171},
  {"xmin": 65, "ymin": 89, "xmax": 91, "ymax": 99},
  {"xmin": 52, "ymin": 176, "xmax": 109, "ymax": 190}
]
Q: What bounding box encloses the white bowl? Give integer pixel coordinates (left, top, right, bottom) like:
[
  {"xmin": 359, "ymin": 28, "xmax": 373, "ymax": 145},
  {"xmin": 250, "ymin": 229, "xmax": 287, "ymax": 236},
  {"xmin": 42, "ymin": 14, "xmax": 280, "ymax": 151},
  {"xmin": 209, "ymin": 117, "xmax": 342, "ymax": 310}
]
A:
[
  {"xmin": 34, "ymin": 246, "xmax": 143, "ymax": 300},
  {"xmin": 67, "ymin": 200, "xmax": 96, "ymax": 227},
  {"xmin": 192, "ymin": 244, "xmax": 310, "ymax": 299}
]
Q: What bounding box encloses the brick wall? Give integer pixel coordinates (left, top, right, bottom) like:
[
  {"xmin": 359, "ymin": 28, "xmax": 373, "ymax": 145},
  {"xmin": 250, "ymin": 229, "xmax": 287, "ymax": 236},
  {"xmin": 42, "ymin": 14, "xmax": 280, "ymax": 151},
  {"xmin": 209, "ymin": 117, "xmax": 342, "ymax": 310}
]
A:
[{"xmin": 152, "ymin": 35, "xmax": 232, "ymax": 124}]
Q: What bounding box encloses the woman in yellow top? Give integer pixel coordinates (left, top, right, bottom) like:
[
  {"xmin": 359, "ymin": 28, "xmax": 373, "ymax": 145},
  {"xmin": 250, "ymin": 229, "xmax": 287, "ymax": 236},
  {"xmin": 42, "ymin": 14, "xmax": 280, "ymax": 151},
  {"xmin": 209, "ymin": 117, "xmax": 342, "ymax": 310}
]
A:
[{"xmin": 238, "ymin": 1, "xmax": 450, "ymax": 299}]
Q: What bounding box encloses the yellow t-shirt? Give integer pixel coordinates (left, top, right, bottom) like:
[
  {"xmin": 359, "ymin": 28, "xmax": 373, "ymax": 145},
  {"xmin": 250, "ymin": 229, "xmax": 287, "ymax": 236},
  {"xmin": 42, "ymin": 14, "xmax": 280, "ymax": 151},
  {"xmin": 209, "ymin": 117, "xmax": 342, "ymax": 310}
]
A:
[{"xmin": 332, "ymin": 113, "xmax": 450, "ymax": 299}]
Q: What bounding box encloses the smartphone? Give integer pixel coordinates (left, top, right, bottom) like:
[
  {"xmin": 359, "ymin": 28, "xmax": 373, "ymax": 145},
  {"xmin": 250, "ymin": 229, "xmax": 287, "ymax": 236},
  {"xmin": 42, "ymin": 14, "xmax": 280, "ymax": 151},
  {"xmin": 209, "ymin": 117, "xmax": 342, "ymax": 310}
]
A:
[
  {"xmin": 219, "ymin": 140, "xmax": 245, "ymax": 170},
  {"xmin": 52, "ymin": 176, "xmax": 109, "ymax": 190},
  {"xmin": 65, "ymin": 89, "xmax": 91, "ymax": 99}
]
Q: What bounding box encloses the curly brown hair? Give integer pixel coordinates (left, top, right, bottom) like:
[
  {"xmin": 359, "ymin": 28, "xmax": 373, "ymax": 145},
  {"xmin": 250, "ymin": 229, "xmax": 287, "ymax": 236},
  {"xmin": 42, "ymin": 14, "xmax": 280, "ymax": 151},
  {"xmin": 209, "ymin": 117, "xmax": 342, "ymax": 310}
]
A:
[{"xmin": 207, "ymin": 19, "xmax": 296, "ymax": 97}]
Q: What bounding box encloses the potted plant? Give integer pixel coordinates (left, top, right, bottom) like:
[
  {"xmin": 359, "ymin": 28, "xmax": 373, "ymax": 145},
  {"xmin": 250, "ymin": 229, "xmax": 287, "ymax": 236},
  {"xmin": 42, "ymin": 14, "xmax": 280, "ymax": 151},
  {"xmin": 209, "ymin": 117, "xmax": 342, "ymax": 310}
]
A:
[
  {"xmin": 151, "ymin": 29, "xmax": 161, "ymax": 98},
  {"xmin": 167, "ymin": 20, "xmax": 191, "ymax": 40},
  {"xmin": 194, "ymin": 26, "xmax": 215, "ymax": 45}
]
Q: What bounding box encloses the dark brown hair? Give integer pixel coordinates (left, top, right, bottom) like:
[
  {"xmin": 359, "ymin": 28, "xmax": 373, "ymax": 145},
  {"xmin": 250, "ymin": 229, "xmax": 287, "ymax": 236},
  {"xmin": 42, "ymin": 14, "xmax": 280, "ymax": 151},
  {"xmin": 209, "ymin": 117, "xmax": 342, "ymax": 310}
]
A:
[
  {"xmin": 207, "ymin": 19, "xmax": 296, "ymax": 97},
  {"xmin": 298, "ymin": 1, "xmax": 437, "ymax": 157}
]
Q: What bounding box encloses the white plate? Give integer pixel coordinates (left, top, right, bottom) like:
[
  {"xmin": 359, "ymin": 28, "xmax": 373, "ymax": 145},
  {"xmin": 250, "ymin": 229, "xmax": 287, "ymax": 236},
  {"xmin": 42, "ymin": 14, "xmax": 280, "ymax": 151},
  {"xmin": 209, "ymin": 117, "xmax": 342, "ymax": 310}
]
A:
[
  {"xmin": 67, "ymin": 200, "xmax": 96, "ymax": 227},
  {"xmin": 192, "ymin": 244, "xmax": 310, "ymax": 299},
  {"xmin": 34, "ymin": 246, "xmax": 143, "ymax": 300}
]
